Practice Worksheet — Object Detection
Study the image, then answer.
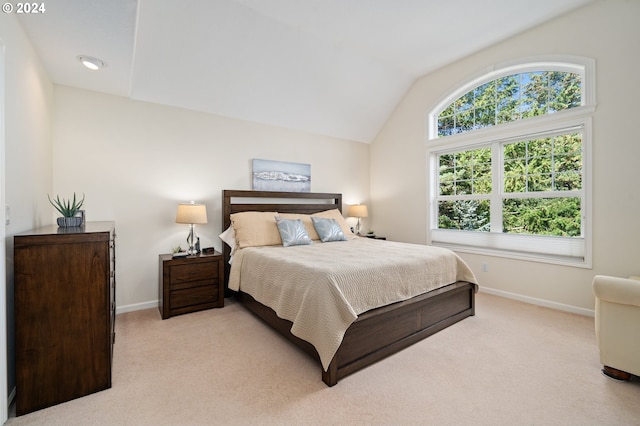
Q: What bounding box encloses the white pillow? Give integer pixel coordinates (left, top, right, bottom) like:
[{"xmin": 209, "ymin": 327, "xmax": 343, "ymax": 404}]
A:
[{"xmin": 218, "ymin": 226, "xmax": 237, "ymax": 263}]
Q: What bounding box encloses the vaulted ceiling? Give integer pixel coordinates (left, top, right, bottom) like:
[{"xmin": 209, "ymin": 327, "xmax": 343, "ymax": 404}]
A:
[{"xmin": 18, "ymin": 0, "xmax": 592, "ymax": 142}]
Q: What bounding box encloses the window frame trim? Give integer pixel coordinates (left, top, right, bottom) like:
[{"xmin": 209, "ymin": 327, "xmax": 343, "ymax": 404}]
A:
[
  {"xmin": 427, "ymin": 55, "xmax": 596, "ymax": 142},
  {"xmin": 425, "ymin": 56, "xmax": 594, "ymax": 268}
]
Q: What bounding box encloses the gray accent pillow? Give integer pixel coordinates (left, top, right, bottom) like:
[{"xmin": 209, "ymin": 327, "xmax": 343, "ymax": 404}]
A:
[
  {"xmin": 311, "ymin": 217, "xmax": 346, "ymax": 242},
  {"xmin": 276, "ymin": 218, "xmax": 313, "ymax": 247}
]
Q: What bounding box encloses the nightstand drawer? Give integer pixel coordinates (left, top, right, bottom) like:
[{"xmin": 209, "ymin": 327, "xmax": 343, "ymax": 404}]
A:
[
  {"xmin": 170, "ymin": 285, "xmax": 220, "ymax": 309},
  {"xmin": 170, "ymin": 278, "xmax": 217, "ymax": 291},
  {"xmin": 171, "ymin": 262, "xmax": 218, "ymax": 283}
]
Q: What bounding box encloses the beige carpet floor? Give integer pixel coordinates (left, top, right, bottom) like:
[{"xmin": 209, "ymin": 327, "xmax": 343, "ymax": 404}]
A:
[{"xmin": 6, "ymin": 292, "xmax": 640, "ymax": 425}]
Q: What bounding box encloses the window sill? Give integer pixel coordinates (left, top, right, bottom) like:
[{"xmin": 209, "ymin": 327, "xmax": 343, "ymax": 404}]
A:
[{"xmin": 432, "ymin": 241, "xmax": 591, "ymax": 269}]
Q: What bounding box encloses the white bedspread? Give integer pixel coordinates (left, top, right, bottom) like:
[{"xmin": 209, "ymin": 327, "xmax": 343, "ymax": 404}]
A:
[{"xmin": 228, "ymin": 237, "xmax": 477, "ymax": 370}]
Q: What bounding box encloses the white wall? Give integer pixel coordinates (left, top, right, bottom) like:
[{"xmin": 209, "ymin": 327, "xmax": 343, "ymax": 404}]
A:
[
  {"xmin": 370, "ymin": 0, "xmax": 640, "ymax": 312},
  {"xmin": 1, "ymin": 11, "xmax": 54, "ymax": 419},
  {"xmin": 52, "ymin": 86, "xmax": 370, "ymax": 311},
  {"xmin": 1, "ymin": 19, "xmax": 53, "ymax": 230}
]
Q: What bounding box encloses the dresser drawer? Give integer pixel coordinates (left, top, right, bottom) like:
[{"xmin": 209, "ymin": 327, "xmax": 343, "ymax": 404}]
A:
[
  {"xmin": 170, "ymin": 262, "xmax": 218, "ymax": 283},
  {"xmin": 170, "ymin": 284, "xmax": 220, "ymax": 309}
]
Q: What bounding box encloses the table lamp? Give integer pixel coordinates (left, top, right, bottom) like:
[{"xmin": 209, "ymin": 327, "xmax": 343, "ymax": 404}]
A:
[
  {"xmin": 175, "ymin": 202, "xmax": 208, "ymax": 255},
  {"xmin": 348, "ymin": 204, "xmax": 368, "ymax": 235}
]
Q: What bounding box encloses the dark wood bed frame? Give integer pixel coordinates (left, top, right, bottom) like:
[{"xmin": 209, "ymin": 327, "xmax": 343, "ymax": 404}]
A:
[{"xmin": 222, "ymin": 189, "xmax": 476, "ymax": 386}]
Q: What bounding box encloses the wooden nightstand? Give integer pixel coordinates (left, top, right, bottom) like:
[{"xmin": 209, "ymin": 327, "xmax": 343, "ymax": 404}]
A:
[{"xmin": 159, "ymin": 251, "xmax": 224, "ymax": 319}]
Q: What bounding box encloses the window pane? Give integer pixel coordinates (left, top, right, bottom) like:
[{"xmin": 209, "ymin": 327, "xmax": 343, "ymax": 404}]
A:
[
  {"xmin": 555, "ymin": 171, "xmax": 582, "ymax": 191},
  {"xmin": 554, "ymin": 154, "xmax": 581, "ymax": 173},
  {"xmin": 452, "ymin": 152, "xmax": 467, "ymax": 178},
  {"xmin": 474, "ymin": 81, "xmax": 495, "ymax": 107},
  {"xmin": 497, "ymin": 75, "xmax": 519, "ymax": 100},
  {"xmin": 455, "ymin": 109, "xmax": 474, "ymax": 132},
  {"xmin": 555, "ymin": 133, "xmax": 581, "ymax": 155},
  {"xmin": 504, "ymin": 175, "xmax": 526, "ymax": 192},
  {"xmin": 474, "ymin": 178, "xmax": 492, "ymax": 194},
  {"xmin": 438, "ymin": 148, "xmax": 492, "ymax": 196},
  {"xmin": 528, "ymin": 174, "xmax": 552, "ymax": 191},
  {"xmin": 554, "ymin": 133, "xmax": 582, "ymax": 190},
  {"xmin": 455, "ymin": 92, "xmax": 474, "ymax": 112},
  {"xmin": 472, "ymin": 148, "xmax": 492, "ymax": 194},
  {"xmin": 475, "ymin": 106, "xmax": 495, "ymax": 129},
  {"xmin": 439, "ymin": 153, "xmax": 453, "ymax": 167},
  {"xmin": 527, "ymin": 156, "xmax": 552, "ymax": 175},
  {"xmin": 438, "ymin": 200, "xmax": 491, "ymax": 232},
  {"xmin": 503, "ymin": 133, "xmax": 581, "ymax": 193},
  {"xmin": 531, "ymin": 137, "xmax": 552, "ymax": 157},
  {"xmin": 549, "ymin": 72, "xmax": 581, "ymax": 112},
  {"xmin": 503, "ymin": 159, "xmax": 522, "ymax": 174},
  {"xmin": 474, "ymin": 162, "xmax": 492, "ymax": 179},
  {"xmin": 503, "ymin": 197, "xmax": 581, "ymax": 236},
  {"xmin": 440, "ymin": 104, "xmax": 455, "ymax": 118},
  {"xmin": 438, "ymin": 114, "xmax": 454, "ymax": 137},
  {"xmin": 524, "ymin": 72, "xmax": 556, "ymax": 117},
  {"xmin": 438, "ymin": 154, "xmax": 455, "ymax": 195},
  {"xmin": 456, "ymin": 180, "xmax": 472, "ymax": 195},
  {"xmin": 496, "ymin": 101, "xmax": 519, "ymax": 123},
  {"xmin": 504, "ymin": 141, "xmax": 526, "ymax": 161}
]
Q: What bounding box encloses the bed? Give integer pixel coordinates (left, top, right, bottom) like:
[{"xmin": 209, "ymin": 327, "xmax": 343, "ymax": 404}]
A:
[{"xmin": 222, "ymin": 189, "xmax": 478, "ymax": 386}]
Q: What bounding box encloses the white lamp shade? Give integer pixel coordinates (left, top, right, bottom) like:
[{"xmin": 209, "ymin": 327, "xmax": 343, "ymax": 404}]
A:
[
  {"xmin": 176, "ymin": 203, "xmax": 208, "ymax": 224},
  {"xmin": 348, "ymin": 204, "xmax": 368, "ymax": 218}
]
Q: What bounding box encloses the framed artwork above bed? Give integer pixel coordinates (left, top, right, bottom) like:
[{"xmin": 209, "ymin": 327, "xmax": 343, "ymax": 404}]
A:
[{"xmin": 252, "ymin": 159, "xmax": 311, "ymax": 192}]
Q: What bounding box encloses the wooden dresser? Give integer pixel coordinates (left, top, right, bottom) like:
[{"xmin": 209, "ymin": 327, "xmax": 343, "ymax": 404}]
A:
[{"xmin": 14, "ymin": 222, "xmax": 116, "ymax": 415}]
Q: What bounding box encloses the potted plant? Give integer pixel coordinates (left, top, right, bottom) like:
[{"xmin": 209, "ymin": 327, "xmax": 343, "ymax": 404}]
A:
[{"xmin": 48, "ymin": 193, "xmax": 85, "ymax": 227}]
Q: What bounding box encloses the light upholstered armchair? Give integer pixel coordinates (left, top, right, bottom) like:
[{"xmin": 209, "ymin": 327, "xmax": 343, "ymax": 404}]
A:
[{"xmin": 592, "ymin": 275, "xmax": 640, "ymax": 380}]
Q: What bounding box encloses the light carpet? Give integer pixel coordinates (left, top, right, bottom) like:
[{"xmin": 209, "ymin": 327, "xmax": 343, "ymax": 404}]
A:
[{"xmin": 6, "ymin": 292, "xmax": 640, "ymax": 425}]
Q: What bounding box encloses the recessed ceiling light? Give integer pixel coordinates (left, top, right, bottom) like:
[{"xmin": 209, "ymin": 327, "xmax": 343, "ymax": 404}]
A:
[{"xmin": 77, "ymin": 55, "xmax": 106, "ymax": 71}]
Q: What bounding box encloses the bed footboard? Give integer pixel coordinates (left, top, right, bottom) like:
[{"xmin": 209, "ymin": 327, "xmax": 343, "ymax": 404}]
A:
[
  {"xmin": 323, "ymin": 281, "xmax": 475, "ymax": 386},
  {"xmin": 236, "ymin": 281, "xmax": 476, "ymax": 386}
]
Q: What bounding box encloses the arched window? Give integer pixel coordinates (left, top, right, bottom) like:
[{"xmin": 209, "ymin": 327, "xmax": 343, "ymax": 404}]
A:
[
  {"xmin": 437, "ymin": 71, "xmax": 581, "ymax": 136},
  {"xmin": 426, "ymin": 57, "xmax": 595, "ymax": 267}
]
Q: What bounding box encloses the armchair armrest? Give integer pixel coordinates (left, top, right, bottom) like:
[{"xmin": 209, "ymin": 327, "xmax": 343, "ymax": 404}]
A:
[{"xmin": 592, "ymin": 275, "xmax": 640, "ymax": 307}]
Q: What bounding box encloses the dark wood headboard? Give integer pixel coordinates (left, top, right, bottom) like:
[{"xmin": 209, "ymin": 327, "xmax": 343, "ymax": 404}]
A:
[{"xmin": 221, "ymin": 190, "xmax": 343, "ymax": 287}]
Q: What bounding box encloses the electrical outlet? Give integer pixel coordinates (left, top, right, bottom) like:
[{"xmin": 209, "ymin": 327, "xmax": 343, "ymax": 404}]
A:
[{"xmin": 481, "ymin": 262, "xmax": 488, "ymax": 272}]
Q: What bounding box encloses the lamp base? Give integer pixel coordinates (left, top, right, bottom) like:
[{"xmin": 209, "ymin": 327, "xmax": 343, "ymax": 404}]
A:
[{"xmin": 186, "ymin": 225, "xmax": 200, "ymax": 255}]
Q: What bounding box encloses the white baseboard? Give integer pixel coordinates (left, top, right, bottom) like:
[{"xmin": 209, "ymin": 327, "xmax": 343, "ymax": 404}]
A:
[
  {"xmin": 479, "ymin": 286, "xmax": 594, "ymax": 317},
  {"xmin": 116, "ymin": 300, "xmax": 159, "ymax": 315},
  {"xmin": 116, "ymin": 290, "xmax": 595, "ymax": 318}
]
